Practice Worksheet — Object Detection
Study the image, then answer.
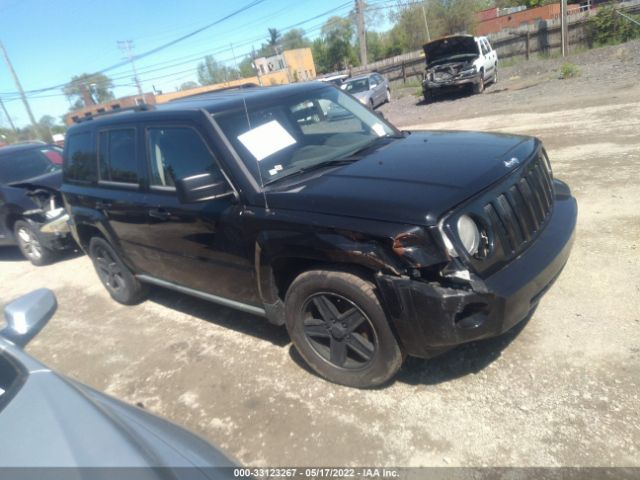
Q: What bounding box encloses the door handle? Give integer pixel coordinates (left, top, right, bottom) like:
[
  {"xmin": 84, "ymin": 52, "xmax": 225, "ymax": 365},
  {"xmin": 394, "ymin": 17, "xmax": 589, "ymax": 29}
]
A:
[{"xmin": 148, "ymin": 208, "xmax": 171, "ymax": 220}]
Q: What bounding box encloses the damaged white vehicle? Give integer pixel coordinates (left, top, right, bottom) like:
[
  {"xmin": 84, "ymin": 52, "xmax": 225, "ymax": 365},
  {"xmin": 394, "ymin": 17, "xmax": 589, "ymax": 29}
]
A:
[
  {"xmin": 422, "ymin": 34, "xmax": 498, "ymax": 102},
  {"xmin": 0, "ymin": 143, "xmax": 72, "ymax": 265}
]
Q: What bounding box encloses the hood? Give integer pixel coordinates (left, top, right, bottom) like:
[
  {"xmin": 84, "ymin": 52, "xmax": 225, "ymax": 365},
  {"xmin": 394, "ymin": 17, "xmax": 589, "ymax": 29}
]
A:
[
  {"xmin": 266, "ymin": 131, "xmax": 537, "ymax": 226},
  {"xmin": 352, "ymin": 90, "xmax": 370, "ymax": 101},
  {"xmin": 7, "ymin": 170, "xmax": 62, "ymax": 191},
  {"xmin": 423, "ymin": 36, "xmax": 478, "ymax": 66},
  {"xmin": 0, "ymin": 345, "xmax": 235, "ymax": 474}
]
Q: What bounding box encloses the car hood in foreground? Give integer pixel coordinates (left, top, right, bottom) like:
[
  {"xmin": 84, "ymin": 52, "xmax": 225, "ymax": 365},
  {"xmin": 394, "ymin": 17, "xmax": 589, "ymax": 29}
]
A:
[
  {"xmin": 0, "ymin": 345, "xmax": 235, "ymax": 476},
  {"xmin": 266, "ymin": 131, "xmax": 538, "ymax": 226}
]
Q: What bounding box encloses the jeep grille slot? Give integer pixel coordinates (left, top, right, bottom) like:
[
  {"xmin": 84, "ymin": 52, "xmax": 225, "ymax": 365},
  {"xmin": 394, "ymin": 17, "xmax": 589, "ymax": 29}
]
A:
[{"xmin": 484, "ymin": 154, "xmax": 554, "ymax": 260}]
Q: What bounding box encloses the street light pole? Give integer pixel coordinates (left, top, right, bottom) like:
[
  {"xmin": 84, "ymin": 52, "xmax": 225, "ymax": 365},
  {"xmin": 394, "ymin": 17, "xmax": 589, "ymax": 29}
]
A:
[
  {"xmin": 0, "ymin": 97, "xmax": 17, "ymax": 134},
  {"xmin": 117, "ymin": 40, "xmax": 144, "ymax": 99}
]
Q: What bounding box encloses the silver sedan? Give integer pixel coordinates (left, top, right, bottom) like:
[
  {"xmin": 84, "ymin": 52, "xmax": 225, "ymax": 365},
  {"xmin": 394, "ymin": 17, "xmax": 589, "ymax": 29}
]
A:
[{"xmin": 342, "ymin": 73, "xmax": 391, "ymax": 109}]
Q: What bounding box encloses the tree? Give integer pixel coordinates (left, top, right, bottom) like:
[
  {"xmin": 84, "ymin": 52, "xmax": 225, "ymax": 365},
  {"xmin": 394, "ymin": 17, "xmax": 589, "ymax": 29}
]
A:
[
  {"xmin": 321, "ymin": 16, "xmax": 358, "ymax": 70},
  {"xmin": 197, "ymin": 55, "xmax": 239, "ymax": 85},
  {"xmin": 179, "ymin": 81, "xmax": 199, "ymax": 91},
  {"xmin": 281, "ymin": 29, "xmax": 310, "ymax": 50},
  {"xmin": 238, "ymin": 56, "xmax": 256, "ymax": 78},
  {"xmin": 267, "ymin": 28, "xmax": 281, "ymax": 55},
  {"xmin": 63, "ymin": 73, "xmax": 114, "ymax": 109}
]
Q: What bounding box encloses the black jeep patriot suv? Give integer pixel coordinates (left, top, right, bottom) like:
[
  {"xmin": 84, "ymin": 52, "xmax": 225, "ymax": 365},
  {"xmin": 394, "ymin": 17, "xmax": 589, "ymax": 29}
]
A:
[{"xmin": 62, "ymin": 82, "xmax": 577, "ymax": 387}]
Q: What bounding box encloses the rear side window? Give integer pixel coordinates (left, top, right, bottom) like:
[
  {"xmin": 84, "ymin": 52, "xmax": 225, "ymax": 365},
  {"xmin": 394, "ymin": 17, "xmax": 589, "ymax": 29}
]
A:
[
  {"xmin": 64, "ymin": 132, "xmax": 97, "ymax": 183},
  {"xmin": 146, "ymin": 127, "xmax": 223, "ymax": 188},
  {"xmin": 98, "ymin": 129, "xmax": 138, "ymax": 184}
]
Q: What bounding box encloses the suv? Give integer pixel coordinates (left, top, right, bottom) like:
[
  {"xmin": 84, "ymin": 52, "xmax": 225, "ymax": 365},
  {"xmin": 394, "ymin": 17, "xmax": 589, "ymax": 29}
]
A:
[
  {"xmin": 0, "ymin": 143, "xmax": 71, "ymax": 265},
  {"xmin": 422, "ymin": 35, "xmax": 498, "ymax": 102},
  {"xmin": 62, "ymin": 83, "xmax": 576, "ymax": 388}
]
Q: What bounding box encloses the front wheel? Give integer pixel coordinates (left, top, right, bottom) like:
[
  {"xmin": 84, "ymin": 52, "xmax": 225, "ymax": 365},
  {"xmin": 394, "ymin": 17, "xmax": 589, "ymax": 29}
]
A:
[
  {"xmin": 89, "ymin": 237, "xmax": 148, "ymax": 305},
  {"xmin": 473, "ymin": 74, "xmax": 485, "ymax": 94},
  {"xmin": 14, "ymin": 220, "xmax": 56, "ymax": 266},
  {"xmin": 285, "ymin": 270, "xmax": 403, "ymax": 388}
]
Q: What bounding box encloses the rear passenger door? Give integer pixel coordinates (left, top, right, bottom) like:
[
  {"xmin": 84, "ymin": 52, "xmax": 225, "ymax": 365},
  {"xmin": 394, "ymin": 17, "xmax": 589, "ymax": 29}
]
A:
[
  {"xmin": 136, "ymin": 123, "xmax": 259, "ymax": 305},
  {"xmin": 95, "ymin": 126, "xmax": 151, "ymax": 269}
]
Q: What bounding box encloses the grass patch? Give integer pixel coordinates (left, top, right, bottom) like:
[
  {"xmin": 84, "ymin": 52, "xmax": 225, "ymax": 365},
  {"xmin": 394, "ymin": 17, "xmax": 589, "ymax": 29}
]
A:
[{"xmin": 559, "ymin": 62, "xmax": 580, "ymax": 79}]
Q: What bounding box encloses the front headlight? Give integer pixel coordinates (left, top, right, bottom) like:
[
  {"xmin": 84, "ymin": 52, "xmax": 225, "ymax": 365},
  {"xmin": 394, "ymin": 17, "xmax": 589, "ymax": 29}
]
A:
[
  {"xmin": 359, "ymin": 96, "xmax": 367, "ymax": 104},
  {"xmin": 457, "ymin": 214, "xmax": 480, "ymax": 256},
  {"xmin": 460, "ymin": 66, "xmax": 477, "ymax": 76}
]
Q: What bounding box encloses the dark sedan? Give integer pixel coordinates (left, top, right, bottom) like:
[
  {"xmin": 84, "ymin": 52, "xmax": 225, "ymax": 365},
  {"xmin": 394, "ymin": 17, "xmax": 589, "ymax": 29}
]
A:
[{"xmin": 0, "ymin": 143, "xmax": 72, "ymax": 265}]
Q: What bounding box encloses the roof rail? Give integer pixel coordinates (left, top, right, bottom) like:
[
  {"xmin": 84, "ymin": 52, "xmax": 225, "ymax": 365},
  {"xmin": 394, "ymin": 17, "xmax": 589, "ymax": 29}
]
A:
[
  {"xmin": 71, "ymin": 103, "xmax": 156, "ymax": 124},
  {"xmin": 169, "ymin": 83, "xmax": 260, "ymax": 102}
]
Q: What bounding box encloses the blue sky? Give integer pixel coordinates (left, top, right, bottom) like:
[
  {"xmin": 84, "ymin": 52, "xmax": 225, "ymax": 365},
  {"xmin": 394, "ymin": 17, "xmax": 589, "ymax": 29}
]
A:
[{"xmin": 0, "ymin": 0, "xmax": 391, "ymax": 128}]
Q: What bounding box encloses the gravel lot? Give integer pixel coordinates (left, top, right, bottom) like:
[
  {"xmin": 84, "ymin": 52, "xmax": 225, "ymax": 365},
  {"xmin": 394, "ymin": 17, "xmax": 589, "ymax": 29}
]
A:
[{"xmin": 1, "ymin": 41, "xmax": 639, "ymax": 468}]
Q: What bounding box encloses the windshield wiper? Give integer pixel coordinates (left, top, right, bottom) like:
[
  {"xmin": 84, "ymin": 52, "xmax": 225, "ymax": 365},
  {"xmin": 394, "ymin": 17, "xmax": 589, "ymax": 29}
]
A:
[{"xmin": 263, "ymin": 158, "xmax": 358, "ymax": 186}]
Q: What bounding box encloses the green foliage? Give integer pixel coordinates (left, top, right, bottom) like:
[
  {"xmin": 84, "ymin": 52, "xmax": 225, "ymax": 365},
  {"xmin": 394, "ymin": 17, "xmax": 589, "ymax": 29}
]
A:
[
  {"xmin": 196, "ymin": 55, "xmax": 239, "ymax": 85},
  {"xmin": 318, "ymin": 16, "xmax": 358, "ymax": 72},
  {"xmin": 63, "ymin": 72, "xmax": 114, "ymax": 109},
  {"xmin": 559, "ymin": 62, "xmax": 580, "ymax": 79},
  {"xmin": 281, "ymin": 29, "xmax": 311, "ymax": 50},
  {"xmin": 178, "ymin": 81, "xmax": 199, "ymax": 91},
  {"xmin": 238, "ymin": 56, "xmax": 256, "ymax": 78},
  {"xmin": 588, "ymin": 6, "xmax": 640, "ymax": 46}
]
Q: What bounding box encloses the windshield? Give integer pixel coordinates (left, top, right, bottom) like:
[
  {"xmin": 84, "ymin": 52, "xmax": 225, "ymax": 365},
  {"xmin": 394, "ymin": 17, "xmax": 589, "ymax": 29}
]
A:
[
  {"xmin": 0, "ymin": 147, "xmax": 61, "ymax": 184},
  {"xmin": 343, "ymin": 78, "xmax": 370, "ymax": 94},
  {"xmin": 215, "ymin": 85, "xmax": 396, "ymax": 187}
]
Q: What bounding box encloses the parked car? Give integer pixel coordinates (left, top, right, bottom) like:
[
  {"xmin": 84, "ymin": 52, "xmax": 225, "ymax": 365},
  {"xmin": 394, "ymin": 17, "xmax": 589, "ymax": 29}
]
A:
[
  {"xmin": 422, "ymin": 34, "xmax": 498, "ymax": 102},
  {"xmin": 318, "ymin": 73, "xmax": 349, "ymax": 87},
  {"xmin": 0, "ymin": 143, "xmax": 72, "ymax": 265},
  {"xmin": 342, "ymin": 73, "xmax": 391, "ymax": 109},
  {"xmin": 62, "ymin": 83, "xmax": 576, "ymax": 388},
  {"xmin": 0, "ymin": 289, "xmax": 238, "ymax": 475}
]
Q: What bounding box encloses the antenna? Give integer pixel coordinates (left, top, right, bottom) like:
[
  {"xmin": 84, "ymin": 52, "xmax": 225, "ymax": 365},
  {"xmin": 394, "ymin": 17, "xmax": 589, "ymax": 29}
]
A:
[{"xmin": 238, "ymin": 78, "xmax": 269, "ymax": 211}]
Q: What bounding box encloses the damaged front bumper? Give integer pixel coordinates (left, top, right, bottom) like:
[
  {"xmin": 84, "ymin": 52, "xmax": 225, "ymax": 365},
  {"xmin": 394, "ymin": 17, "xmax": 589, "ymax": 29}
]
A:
[
  {"xmin": 24, "ymin": 208, "xmax": 71, "ymax": 250},
  {"xmin": 423, "ymin": 72, "xmax": 481, "ymax": 91},
  {"xmin": 376, "ymin": 186, "xmax": 577, "ymax": 358}
]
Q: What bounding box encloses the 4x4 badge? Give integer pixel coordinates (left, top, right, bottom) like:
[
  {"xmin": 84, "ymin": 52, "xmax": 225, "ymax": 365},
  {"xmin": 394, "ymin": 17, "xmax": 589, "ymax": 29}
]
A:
[{"xmin": 504, "ymin": 157, "xmax": 520, "ymax": 168}]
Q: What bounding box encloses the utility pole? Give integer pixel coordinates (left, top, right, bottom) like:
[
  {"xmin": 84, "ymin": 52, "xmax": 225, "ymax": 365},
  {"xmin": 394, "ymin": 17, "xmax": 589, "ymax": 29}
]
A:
[
  {"xmin": 560, "ymin": 0, "xmax": 569, "ymax": 57},
  {"xmin": 0, "ymin": 97, "xmax": 17, "ymax": 134},
  {"xmin": 355, "ymin": 0, "xmax": 367, "ymax": 68},
  {"xmin": 421, "ymin": 4, "xmax": 431, "ymax": 42},
  {"xmin": 117, "ymin": 40, "xmax": 144, "ymax": 99},
  {"xmin": 0, "ymin": 40, "xmax": 38, "ymax": 130}
]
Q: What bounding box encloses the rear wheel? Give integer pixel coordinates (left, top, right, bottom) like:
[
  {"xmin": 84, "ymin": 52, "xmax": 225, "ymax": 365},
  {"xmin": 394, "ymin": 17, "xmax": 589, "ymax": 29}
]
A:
[
  {"xmin": 14, "ymin": 220, "xmax": 56, "ymax": 266},
  {"xmin": 385, "ymin": 89, "xmax": 391, "ymax": 103},
  {"xmin": 89, "ymin": 237, "xmax": 148, "ymax": 305},
  {"xmin": 493, "ymin": 67, "xmax": 498, "ymax": 84},
  {"xmin": 285, "ymin": 270, "xmax": 403, "ymax": 388}
]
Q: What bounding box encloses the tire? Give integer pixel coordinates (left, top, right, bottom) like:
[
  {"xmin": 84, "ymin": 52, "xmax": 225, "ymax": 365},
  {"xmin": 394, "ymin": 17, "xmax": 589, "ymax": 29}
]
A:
[
  {"xmin": 369, "ymin": 98, "xmax": 375, "ymax": 110},
  {"xmin": 473, "ymin": 72, "xmax": 485, "ymax": 94},
  {"xmin": 493, "ymin": 66, "xmax": 498, "ymax": 84},
  {"xmin": 285, "ymin": 269, "xmax": 403, "ymax": 388},
  {"xmin": 423, "ymin": 89, "xmax": 432, "ymax": 104},
  {"xmin": 385, "ymin": 89, "xmax": 391, "ymax": 103},
  {"xmin": 14, "ymin": 220, "xmax": 56, "ymax": 266},
  {"xmin": 88, "ymin": 237, "xmax": 148, "ymax": 305}
]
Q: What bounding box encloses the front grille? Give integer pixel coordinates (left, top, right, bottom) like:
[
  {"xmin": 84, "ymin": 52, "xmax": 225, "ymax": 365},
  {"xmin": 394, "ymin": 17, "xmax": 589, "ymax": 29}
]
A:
[{"xmin": 484, "ymin": 154, "xmax": 554, "ymax": 259}]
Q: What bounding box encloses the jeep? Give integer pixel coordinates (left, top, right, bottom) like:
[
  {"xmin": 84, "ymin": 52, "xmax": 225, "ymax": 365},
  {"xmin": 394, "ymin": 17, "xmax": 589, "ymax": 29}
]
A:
[{"xmin": 62, "ymin": 83, "xmax": 577, "ymax": 388}]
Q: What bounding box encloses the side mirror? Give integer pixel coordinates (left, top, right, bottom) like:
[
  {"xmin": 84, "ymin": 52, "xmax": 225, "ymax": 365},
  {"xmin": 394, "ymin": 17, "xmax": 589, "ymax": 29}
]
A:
[
  {"xmin": 370, "ymin": 83, "xmax": 377, "ymax": 89},
  {"xmin": 1, "ymin": 289, "xmax": 56, "ymax": 348},
  {"xmin": 175, "ymin": 172, "xmax": 233, "ymax": 204}
]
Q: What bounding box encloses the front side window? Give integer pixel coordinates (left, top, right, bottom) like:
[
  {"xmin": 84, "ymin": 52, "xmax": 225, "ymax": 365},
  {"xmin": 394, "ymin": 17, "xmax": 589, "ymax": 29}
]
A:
[
  {"xmin": 216, "ymin": 85, "xmax": 396, "ymax": 187},
  {"xmin": 98, "ymin": 129, "xmax": 137, "ymax": 184},
  {"xmin": 147, "ymin": 127, "xmax": 224, "ymax": 188},
  {"xmin": 64, "ymin": 132, "xmax": 96, "ymax": 183}
]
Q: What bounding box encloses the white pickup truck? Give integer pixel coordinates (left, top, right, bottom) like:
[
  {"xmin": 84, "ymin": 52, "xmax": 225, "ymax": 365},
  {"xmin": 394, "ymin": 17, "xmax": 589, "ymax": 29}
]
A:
[{"xmin": 422, "ymin": 34, "xmax": 498, "ymax": 102}]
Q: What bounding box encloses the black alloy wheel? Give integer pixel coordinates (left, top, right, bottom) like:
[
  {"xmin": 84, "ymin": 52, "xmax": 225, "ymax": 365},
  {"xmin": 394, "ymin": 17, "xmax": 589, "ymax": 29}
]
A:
[
  {"xmin": 93, "ymin": 244, "xmax": 126, "ymax": 295},
  {"xmin": 302, "ymin": 292, "xmax": 377, "ymax": 369}
]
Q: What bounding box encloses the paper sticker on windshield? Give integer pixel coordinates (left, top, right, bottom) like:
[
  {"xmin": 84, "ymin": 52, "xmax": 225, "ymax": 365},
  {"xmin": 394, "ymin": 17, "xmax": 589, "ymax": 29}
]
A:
[
  {"xmin": 237, "ymin": 120, "xmax": 296, "ymax": 161},
  {"xmin": 372, "ymin": 123, "xmax": 386, "ymax": 137}
]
